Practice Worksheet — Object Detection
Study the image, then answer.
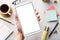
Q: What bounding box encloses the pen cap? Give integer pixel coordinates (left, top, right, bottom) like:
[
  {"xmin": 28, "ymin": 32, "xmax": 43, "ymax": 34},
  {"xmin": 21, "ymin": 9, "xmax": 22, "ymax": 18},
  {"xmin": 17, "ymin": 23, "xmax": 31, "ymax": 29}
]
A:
[{"xmin": 45, "ymin": 25, "xmax": 49, "ymax": 31}]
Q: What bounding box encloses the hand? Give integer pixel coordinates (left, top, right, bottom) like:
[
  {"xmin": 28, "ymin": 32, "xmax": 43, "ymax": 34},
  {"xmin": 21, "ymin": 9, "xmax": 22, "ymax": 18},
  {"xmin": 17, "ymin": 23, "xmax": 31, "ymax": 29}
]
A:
[
  {"xmin": 14, "ymin": 9, "xmax": 40, "ymax": 40},
  {"xmin": 15, "ymin": 14, "xmax": 24, "ymax": 40}
]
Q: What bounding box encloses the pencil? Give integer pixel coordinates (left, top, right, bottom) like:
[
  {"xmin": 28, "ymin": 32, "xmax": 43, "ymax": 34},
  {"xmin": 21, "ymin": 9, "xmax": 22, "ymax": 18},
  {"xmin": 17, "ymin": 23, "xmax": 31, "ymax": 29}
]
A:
[{"xmin": 48, "ymin": 22, "xmax": 59, "ymax": 38}]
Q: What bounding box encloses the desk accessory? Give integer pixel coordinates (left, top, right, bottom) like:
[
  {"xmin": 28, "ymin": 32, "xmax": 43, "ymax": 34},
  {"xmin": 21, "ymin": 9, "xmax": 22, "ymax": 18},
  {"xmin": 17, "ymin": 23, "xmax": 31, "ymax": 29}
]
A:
[
  {"xmin": 46, "ymin": 10, "xmax": 57, "ymax": 22},
  {"xmin": 5, "ymin": 32, "xmax": 13, "ymax": 40},
  {"xmin": 48, "ymin": 22, "xmax": 59, "ymax": 38},
  {"xmin": 41, "ymin": 25, "xmax": 49, "ymax": 40},
  {"xmin": 53, "ymin": 30, "xmax": 57, "ymax": 34},
  {"xmin": 44, "ymin": 6, "xmax": 59, "ymax": 16},
  {"xmin": 0, "ymin": 17, "xmax": 14, "ymax": 25}
]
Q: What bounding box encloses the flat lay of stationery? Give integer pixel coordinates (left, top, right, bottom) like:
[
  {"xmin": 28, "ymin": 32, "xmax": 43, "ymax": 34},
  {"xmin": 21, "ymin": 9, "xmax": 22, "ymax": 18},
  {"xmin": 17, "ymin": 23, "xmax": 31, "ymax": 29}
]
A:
[{"xmin": 0, "ymin": 0, "xmax": 60, "ymax": 40}]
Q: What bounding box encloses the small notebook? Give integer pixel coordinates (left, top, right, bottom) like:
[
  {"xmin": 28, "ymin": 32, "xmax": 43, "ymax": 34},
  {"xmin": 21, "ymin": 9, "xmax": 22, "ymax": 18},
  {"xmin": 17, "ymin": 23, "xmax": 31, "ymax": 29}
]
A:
[
  {"xmin": 0, "ymin": 25, "xmax": 13, "ymax": 40},
  {"xmin": 46, "ymin": 10, "xmax": 57, "ymax": 22},
  {"xmin": 16, "ymin": 3, "xmax": 40, "ymax": 36}
]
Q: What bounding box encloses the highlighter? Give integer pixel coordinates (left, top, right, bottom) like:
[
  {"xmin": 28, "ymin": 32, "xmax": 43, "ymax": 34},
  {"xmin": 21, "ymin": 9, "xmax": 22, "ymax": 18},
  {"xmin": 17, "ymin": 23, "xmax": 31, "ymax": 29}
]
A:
[{"xmin": 41, "ymin": 26, "xmax": 49, "ymax": 40}]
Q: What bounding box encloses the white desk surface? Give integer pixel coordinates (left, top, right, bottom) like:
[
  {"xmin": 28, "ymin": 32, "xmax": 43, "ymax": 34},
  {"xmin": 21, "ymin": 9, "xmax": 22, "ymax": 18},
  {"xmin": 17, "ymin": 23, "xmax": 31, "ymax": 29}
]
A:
[{"xmin": 0, "ymin": 0, "xmax": 60, "ymax": 40}]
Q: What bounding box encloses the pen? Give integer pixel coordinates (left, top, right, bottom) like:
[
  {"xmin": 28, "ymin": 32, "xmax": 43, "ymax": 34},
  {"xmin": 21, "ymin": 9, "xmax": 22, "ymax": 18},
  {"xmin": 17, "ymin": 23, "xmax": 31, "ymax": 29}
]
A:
[
  {"xmin": 0, "ymin": 17, "xmax": 14, "ymax": 25},
  {"xmin": 48, "ymin": 22, "xmax": 59, "ymax": 38},
  {"xmin": 5, "ymin": 31, "xmax": 13, "ymax": 40},
  {"xmin": 41, "ymin": 25, "xmax": 49, "ymax": 40}
]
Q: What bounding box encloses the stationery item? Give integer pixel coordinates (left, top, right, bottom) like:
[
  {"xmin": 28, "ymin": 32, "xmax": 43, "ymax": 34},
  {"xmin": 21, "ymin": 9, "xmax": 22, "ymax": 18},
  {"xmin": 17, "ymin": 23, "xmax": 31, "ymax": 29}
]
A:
[
  {"xmin": 53, "ymin": 30, "xmax": 57, "ymax": 34},
  {"xmin": 0, "ymin": 17, "xmax": 14, "ymax": 25},
  {"xmin": 42, "ymin": 0, "xmax": 50, "ymax": 3},
  {"xmin": 12, "ymin": 0, "xmax": 21, "ymax": 5},
  {"xmin": 44, "ymin": 6, "xmax": 59, "ymax": 16},
  {"xmin": 57, "ymin": 27, "xmax": 60, "ymax": 31},
  {"xmin": 16, "ymin": 3, "xmax": 40, "ymax": 36},
  {"xmin": 41, "ymin": 25, "xmax": 49, "ymax": 40},
  {"xmin": 54, "ymin": 0, "xmax": 58, "ymax": 3},
  {"xmin": 0, "ymin": 4, "xmax": 12, "ymax": 18},
  {"xmin": 46, "ymin": 10, "xmax": 57, "ymax": 22},
  {"xmin": 47, "ymin": 6, "xmax": 59, "ymax": 16},
  {"xmin": 0, "ymin": 25, "xmax": 13, "ymax": 40},
  {"xmin": 48, "ymin": 22, "xmax": 59, "ymax": 37},
  {"xmin": 5, "ymin": 32, "xmax": 13, "ymax": 40}
]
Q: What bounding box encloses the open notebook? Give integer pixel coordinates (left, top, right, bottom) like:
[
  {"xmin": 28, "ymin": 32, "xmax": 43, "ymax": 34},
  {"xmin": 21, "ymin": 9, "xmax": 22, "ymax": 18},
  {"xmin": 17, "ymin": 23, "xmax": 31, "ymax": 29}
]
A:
[
  {"xmin": 0, "ymin": 25, "xmax": 13, "ymax": 40},
  {"xmin": 16, "ymin": 3, "xmax": 40, "ymax": 36}
]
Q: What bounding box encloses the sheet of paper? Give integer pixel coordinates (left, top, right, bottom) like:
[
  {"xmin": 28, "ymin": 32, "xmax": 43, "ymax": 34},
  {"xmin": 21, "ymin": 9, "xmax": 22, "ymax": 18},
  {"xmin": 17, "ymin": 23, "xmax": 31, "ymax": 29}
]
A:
[
  {"xmin": 46, "ymin": 10, "xmax": 57, "ymax": 21},
  {"xmin": 0, "ymin": 25, "xmax": 13, "ymax": 40},
  {"xmin": 16, "ymin": 3, "xmax": 40, "ymax": 35}
]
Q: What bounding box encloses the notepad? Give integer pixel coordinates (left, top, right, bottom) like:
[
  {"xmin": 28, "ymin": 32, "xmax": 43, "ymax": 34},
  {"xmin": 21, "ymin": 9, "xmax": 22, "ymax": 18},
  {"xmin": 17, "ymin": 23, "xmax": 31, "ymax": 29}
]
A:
[
  {"xmin": 46, "ymin": 10, "xmax": 57, "ymax": 22},
  {"xmin": 0, "ymin": 25, "xmax": 13, "ymax": 40},
  {"xmin": 47, "ymin": 6, "xmax": 58, "ymax": 16},
  {"xmin": 44, "ymin": 6, "xmax": 58, "ymax": 16},
  {"xmin": 16, "ymin": 3, "xmax": 40, "ymax": 36}
]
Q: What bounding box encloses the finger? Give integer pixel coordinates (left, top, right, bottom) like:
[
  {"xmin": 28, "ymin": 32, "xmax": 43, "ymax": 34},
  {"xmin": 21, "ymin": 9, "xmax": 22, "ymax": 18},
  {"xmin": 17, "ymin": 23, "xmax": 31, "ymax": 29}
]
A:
[
  {"xmin": 38, "ymin": 19, "xmax": 40, "ymax": 21},
  {"xmin": 36, "ymin": 12, "xmax": 41, "ymax": 21},
  {"xmin": 36, "ymin": 12, "xmax": 39, "ymax": 15}
]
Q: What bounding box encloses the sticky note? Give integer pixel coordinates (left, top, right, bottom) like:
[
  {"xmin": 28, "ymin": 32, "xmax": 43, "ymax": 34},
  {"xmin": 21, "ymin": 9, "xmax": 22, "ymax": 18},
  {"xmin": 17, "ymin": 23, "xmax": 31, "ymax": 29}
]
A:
[
  {"xmin": 44, "ymin": 6, "xmax": 59, "ymax": 16},
  {"xmin": 46, "ymin": 10, "xmax": 57, "ymax": 21},
  {"xmin": 47, "ymin": 6, "xmax": 55, "ymax": 10},
  {"xmin": 47, "ymin": 6, "xmax": 58, "ymax": 16}
]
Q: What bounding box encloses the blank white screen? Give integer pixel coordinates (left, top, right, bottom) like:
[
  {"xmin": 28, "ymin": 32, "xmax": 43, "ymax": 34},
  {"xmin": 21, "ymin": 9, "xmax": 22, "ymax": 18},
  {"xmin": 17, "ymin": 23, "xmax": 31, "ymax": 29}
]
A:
[{"xmin": 16, "ymin": 3, "xmax": 40, "ymax": 35}]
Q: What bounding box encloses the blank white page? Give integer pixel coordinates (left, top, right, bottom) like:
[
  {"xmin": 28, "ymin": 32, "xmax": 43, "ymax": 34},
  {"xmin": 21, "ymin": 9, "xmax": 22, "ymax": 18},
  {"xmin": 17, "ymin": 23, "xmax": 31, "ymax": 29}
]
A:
[{"xmin": 16, "ymin": 3, "xmax": 40, "ymax": 35}]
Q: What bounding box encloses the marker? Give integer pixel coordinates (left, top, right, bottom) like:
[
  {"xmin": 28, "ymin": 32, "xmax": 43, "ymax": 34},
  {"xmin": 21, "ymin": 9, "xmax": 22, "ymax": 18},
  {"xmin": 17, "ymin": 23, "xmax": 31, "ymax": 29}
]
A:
[{"xmin": 48, "ymin": 22, "xmax": 59, "ymax": 38}]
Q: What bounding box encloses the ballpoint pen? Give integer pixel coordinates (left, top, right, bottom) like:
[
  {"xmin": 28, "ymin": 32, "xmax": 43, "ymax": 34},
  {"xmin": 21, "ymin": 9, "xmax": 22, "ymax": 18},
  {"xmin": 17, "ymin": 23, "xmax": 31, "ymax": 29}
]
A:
[
  {"xmin": 48, "ymin": 22, "xmax": 59, "ymax": 38},
  {"xmin": 0, "ymin": 17, "xmax": 14, "ymax": 25}
]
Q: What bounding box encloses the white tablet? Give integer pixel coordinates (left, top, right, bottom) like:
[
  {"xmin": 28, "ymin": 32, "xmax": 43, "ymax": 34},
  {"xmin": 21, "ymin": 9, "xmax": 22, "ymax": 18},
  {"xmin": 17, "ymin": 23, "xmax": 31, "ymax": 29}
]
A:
[{"xmin": 16, "ymin": 3, "xmax": 41, "ymax": 36}]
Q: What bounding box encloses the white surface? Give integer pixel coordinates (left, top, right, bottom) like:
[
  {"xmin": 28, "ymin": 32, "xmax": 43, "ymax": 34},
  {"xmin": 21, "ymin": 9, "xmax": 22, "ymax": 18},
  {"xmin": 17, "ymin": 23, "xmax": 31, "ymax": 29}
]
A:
[
  {"xmin": 16, "ymin": 3, "xmax": 40, "ymax": 36},
  {"xmin": 0, "ymin": 22, "xmax": 13, "ymax": 40}
]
